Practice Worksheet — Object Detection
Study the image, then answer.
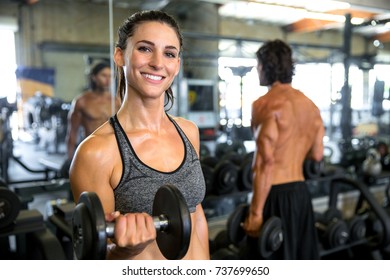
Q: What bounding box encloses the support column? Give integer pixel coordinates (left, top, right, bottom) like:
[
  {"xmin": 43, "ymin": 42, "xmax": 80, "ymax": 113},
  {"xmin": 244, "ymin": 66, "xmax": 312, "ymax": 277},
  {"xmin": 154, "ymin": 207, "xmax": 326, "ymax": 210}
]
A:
[{"xmin": 340, "ymin": 13, "xmax": 353, "ymax": 140}]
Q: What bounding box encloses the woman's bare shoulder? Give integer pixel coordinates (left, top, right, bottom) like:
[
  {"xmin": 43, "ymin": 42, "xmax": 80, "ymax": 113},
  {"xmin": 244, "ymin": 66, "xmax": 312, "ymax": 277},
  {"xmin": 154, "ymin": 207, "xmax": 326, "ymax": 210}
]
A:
[
  {"xmin": 75, "ymin": 122, "xmax": 116, "ymax": 160},
  {"xmin": 172, "ymin": 116, "xmax": 197, "ymax": 129}
]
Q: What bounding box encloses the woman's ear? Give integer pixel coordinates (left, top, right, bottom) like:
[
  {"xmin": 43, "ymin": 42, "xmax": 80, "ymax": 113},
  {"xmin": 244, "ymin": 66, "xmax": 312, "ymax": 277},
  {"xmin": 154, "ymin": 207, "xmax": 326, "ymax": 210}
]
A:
[{"xmin": 114, "ymin": 47, "xmax": 124, "ymax": 67}]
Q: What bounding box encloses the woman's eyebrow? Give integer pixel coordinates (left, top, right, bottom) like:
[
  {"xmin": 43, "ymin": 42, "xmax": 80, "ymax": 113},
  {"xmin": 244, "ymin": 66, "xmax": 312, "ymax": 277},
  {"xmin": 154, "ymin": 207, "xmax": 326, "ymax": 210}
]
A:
[{"xmin": 136, "ymin": 40, "xmax": 179, "ymax": 52}]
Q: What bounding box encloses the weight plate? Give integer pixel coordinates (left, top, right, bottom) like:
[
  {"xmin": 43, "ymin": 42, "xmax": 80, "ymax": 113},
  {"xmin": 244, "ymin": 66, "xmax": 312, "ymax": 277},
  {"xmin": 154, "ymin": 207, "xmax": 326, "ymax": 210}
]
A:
[
  {"xmin": 72, "ymin": 203, "xmax": 93, "ymax": 259},
  {"xmin": 72, "ymin": 192, "xmax": 107, "ymax": 259},
  {"xmin": 258, "ymin": 216, "xmax": 283, "ymax": 259},
  {"xmin": 239, "ymin": 158, "xmax": 252, "ymax": 192},
  {"xmin": 227, "ymin": 204, "xmax": 248, "ymax": 246},
  {"xmin": 214, "ymin": 161, "xmax": 238, "ymax": 195},
  {"xmin": 348, "ymin": 216, "xmax": 366, "ymax": 242},
  {"xmin": 153, "ymin": 185, "xmax": 191, "ymax": 260},
  {"xmin": 0, "ymin": 187, "xmax": 21, "ymax": 230},
  {"xmin": 325, "ymin": 220, "xmax": 349, "ymax": 248}
]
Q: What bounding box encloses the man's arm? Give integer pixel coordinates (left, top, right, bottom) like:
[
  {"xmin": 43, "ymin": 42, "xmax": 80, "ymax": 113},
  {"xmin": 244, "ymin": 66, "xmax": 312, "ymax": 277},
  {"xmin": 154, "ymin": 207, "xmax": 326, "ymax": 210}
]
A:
[
  {"xmin": 244, "ymin": 114, "xmax": 278, "ymax": 237},
  {"xmin": 308, "ymin": 110, "xmax": 325, "ymax": 162}
]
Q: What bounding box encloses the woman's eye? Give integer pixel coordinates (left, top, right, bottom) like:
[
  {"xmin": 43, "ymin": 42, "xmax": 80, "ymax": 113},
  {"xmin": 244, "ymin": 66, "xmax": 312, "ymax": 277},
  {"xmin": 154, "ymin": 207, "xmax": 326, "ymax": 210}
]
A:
[
  {"xmin": 166, "ymin": 52, "xmax": 177, "ymax": 58},
  {"xmin": 138, "ymin": 46, "xmax": 151, "ymax": 52}
]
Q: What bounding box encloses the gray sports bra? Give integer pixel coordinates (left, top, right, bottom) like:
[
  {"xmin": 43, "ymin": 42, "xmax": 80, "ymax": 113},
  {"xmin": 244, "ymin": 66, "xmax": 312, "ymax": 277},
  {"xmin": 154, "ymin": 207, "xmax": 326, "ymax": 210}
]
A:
[{"xmin": 109, "ymin": 114, "xmax": 205, "ymax": 214}]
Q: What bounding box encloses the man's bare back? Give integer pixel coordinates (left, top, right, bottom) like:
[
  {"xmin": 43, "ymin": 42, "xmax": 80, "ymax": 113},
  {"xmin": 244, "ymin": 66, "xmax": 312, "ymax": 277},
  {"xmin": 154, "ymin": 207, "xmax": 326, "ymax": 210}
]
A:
[{"xmin": 252, "ymin": 82, "xmax": 324, "ymax": 186}]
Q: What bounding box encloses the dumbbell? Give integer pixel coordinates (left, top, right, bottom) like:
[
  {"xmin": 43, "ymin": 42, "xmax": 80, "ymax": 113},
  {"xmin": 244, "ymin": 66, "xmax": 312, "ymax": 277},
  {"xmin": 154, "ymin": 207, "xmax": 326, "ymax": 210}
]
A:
[
  {"xmin": 227, "ymin": 204, "xmax": 283, "ymax": 259},
  {"xmin": 346, "ymin": 215, "xmax": 367, "ymax": 242},
  {"xmin": 0, "ymin": 187, "xmax": 21, "ymax": 230},
  {"xmin": 225, "ymin": 152, "xmax": 253, "ymax": 192},
  {"xmin": 303, "ymin": 159, "xmax": 324, "ymax": 180},
  {"xmin": 72, "ymin": 184, "xmax": 191, "ymax": 260},
  {"xmin": 315, "ymin": 209, "xmax": 349, "ymax": 249},
  {"xmin": 201, "ymin": 156, "xmax": 239, "ymax": 195}
]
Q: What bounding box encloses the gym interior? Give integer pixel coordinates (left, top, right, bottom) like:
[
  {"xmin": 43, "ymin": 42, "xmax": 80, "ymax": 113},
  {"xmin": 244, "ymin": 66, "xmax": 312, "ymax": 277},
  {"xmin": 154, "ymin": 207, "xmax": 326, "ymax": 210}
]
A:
[{"xmin": 0, "ymin": 0, "xmax": 390, "ymax": 261}]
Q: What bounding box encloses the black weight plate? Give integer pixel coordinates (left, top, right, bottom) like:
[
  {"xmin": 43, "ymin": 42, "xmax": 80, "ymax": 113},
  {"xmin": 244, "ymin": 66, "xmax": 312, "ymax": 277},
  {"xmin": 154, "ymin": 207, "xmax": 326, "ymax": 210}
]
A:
[
  {"xmin": 348, "ymin": 216, "xmax": 366, "ymax": 241},
  {"xmin": 214, "ymin": 161, "xmax": 238, "ymax": 195},
  {"xmin": 153, "ymin": 185, "xmax": 191, "ymax": 260},
  {"xmin": 72, "ymin": 203, "xmax": 93, "ymax": 259},
  {"xmin": 227, "ymin": 204, "xmax": 248, "ymax": 246},
  {"xmin": 303, "ymin": 159, "xmax": 323, "ymax": 179},
  {"xmin": 325, "ymin": 220, "xmax": 349, "ymax": 248},
  {"xmin": 0, "ymin": 187, "xmax": 21, "ymax": 229},
  {"xmin": 258, "ymin": 216, "xmax": 283, "ymax": 259},
  {"xmin": 201, "ymin": 164, "xmax": 215, "ymax": 196},
  {"xmin": 72, "ymin": 192, "xmax": 107, "ymax": 259},
  {"xmin": 239, "ymin": 158, "xmax": 252, "ymax": 192}
]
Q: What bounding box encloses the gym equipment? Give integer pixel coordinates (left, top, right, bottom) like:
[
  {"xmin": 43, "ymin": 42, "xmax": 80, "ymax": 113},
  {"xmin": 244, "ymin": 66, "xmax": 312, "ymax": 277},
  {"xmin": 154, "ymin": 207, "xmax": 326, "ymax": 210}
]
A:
[
  {"xmin": 0, "ymin": 187, "xmax": 66, "ymax": 260},
  {"xmin": 201, "ymin": 156, "xmax": 239, "ymax": 195},
  {"xmin": 0, "ymin": 187, "xmax": 21, "ymax": 230},
  {"xmin": 318, "ymin": 177, "xmax": 390, "ymax": 259},
  {"xmin": 362, "ymin": 148, "xmax": 382, "ymax": 176},
  {"xmin": 222, "ymin": 152, "xmax": 253, "ymax": 192},
  {"xmin": 346, "ymin": 215, "xmax": 367, "ymax": 242},
  {"xmin": 200, "ymin": 156, "xmax": 219, "ymax": 196},
  {"xmin": 215, "ymin": 141, "xmax": 247, "ymax": 159},
  {"xmin": 202, "ymin": 191, "xmax": 248, "ymax": 219},
  {"xmin": 72, "ymin": 184, "xmax": 191, "ymax": 260},
  {"xmin": 47, "ymin": 202, "xmax": 75, "ymax": 260},
  {"xmin": 315, "ymin": 209, "xmax": 349, "ymax": 250},
  {"xmin": 226, "ymin": 204, "xmax": 283, "ymax": 259},
  {"xmin": 303, "ymin": 159, "xmax": 324, "ymax": 180}
]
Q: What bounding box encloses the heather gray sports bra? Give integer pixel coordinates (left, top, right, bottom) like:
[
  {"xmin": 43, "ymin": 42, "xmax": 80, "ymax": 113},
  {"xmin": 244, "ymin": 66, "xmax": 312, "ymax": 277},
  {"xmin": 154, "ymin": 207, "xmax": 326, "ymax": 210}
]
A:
[{"xmin": 109, "ymin": 114, "xmax": 205, "ymax": 214}]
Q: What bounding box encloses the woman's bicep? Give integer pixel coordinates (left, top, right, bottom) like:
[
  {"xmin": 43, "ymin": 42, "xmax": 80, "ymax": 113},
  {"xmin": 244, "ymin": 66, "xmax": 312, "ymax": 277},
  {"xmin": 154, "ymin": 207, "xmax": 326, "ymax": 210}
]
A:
[{"xmin": 194, "ymin": 204, "xmax": 209, "ymax": 255}]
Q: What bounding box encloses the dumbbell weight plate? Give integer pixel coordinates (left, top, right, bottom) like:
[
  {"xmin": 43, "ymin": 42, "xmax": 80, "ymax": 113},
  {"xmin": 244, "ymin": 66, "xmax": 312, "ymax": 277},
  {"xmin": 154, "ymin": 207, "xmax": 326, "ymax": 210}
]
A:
[
  {"xmin": 227, "ymin": 204, "xmax": 248, "ymax": 246},
  {"xmin": 0, "ymin": 187, "xmax": 21, "ymax": 230},
  {"xmin": 153, "ymin": 184, "xmax": 191, "ymax": 260},
  {"xmin": 348, "ymin": 216, "xmax": 366, "ymax": 242},
  {"xmin": 73, "ymin": 191, "xmax": 107, "ymax": 260},
  {"xmin": 323, "ymin": 219, "xmax": 349, "ymax": 249},
  {"xmin": 258, "ymin": 216, "xmax": 283, "ymax": 258}
]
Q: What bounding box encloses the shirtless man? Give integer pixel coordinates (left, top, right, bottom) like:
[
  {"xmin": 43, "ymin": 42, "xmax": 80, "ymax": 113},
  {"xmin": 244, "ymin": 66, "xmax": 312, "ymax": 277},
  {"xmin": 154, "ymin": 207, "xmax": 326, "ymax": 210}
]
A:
[
  {"xmin": 66, "ymin": 62, "xmax": 121, "ymax": 161},
  {"xmin": 243, "ymin": 39, "xmax": 325, "ymax": 259}
]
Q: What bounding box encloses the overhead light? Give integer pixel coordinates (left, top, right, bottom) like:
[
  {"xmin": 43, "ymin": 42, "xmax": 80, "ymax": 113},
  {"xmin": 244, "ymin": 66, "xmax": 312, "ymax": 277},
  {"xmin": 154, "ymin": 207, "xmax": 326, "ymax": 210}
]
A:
[
  {"xmin": 252, "ymin": 0, "xmax": 351, "ymax": 12},
  {"xmin": 220, "ymin": 2, "xmax": 364, "ymax": 25}
]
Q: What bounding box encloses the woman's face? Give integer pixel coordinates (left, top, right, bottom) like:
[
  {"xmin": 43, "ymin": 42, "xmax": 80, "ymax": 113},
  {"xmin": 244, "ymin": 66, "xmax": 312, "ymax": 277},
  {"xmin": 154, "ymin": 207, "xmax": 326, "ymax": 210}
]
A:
[{"xmin": 116, "ymin": 21, "xmax": 181, "ymax": 99}]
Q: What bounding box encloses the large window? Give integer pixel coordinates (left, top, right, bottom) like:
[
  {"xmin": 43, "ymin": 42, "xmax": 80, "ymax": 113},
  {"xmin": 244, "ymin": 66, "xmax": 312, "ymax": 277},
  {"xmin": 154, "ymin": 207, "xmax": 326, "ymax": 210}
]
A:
[
  {"xmin": 217, "ymin": 56, "xmax": 390, "ymax": 141},
  {"xmin": 0, "ymin": 29, "xmax": 17, "ymax": 103}
]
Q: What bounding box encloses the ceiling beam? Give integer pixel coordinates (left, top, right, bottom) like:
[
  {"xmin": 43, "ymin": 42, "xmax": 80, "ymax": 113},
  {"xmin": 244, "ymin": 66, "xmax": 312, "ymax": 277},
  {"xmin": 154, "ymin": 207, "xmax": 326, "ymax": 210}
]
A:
[
  {"xmin": 284, "ymin": 8, "xmax": 378, "ymax": 33},
  {"xmin": 284, "ymin": 19, "xmax": 338, "ymax": 33},
  {"xmin": 374, "ymin": 31, "xmax": 390, "ymax": 42}
]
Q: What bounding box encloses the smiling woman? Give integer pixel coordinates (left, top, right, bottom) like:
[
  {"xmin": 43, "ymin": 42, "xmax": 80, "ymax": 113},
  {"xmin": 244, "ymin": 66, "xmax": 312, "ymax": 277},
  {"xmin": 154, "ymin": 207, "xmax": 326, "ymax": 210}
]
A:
[{"xmin": 69, "ymin": 10, "xmax": 210, "ymax": 260}]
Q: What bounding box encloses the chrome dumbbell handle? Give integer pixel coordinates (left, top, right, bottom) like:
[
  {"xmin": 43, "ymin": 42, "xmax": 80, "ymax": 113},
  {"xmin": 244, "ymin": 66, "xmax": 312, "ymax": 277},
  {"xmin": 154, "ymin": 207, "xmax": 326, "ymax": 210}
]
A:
[{"xmin": 105, "ymin": 214, "xmax": 169, "ymax": 238}]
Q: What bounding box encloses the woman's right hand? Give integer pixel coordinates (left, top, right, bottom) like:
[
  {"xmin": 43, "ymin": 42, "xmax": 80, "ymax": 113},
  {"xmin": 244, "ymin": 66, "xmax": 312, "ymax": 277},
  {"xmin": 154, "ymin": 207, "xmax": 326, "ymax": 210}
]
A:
[{"xmin": 105, "ymin": 212, "xmax": 156, "ymax": 258}]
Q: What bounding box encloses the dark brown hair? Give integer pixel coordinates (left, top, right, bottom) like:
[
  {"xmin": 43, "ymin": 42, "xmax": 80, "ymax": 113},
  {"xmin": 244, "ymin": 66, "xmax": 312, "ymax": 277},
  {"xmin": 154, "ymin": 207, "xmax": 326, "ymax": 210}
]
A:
[
  {"xmin": 115, "ymin": 10, "xmax": 183, "ymax": 110},
  {"xmin": 255, "ymin": 39, "xmax": 295, "ymax": 85}
]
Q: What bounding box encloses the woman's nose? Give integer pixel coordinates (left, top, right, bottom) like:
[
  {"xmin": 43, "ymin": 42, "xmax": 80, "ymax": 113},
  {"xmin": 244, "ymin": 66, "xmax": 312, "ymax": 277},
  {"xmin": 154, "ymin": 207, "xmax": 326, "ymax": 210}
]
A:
[{"xmin": 149, "ymin": 51, "xmax": 163, "ymax": 69}]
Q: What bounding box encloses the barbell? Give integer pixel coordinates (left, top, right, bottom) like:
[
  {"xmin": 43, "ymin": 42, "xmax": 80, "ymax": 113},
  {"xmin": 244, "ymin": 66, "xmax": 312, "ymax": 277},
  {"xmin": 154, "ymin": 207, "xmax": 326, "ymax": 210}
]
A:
[{"xmin": 72, "ymin": 184, "xmax": 192, "ymax": 260}]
